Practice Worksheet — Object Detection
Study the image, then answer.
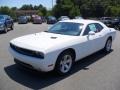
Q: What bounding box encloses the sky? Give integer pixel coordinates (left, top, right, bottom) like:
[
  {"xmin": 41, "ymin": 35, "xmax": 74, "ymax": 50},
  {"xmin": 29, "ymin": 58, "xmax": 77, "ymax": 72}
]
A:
[{"xmin": 0, "ymin": 0, "xmax": 56, "ymax": 9}]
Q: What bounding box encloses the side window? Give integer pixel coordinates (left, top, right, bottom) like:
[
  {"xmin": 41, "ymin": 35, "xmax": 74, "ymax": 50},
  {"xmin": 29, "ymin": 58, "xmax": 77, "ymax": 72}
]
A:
[
  {"xmin": 95, "ymin": 23, "xmax": 103, "ymax": 32},
  {"xmin": 83, "ymin": 23, "xmax": 97, "ymax": 36},
  {"xmin": 89, "ymin": 24, "xmax": 97, "ymax": 32}
]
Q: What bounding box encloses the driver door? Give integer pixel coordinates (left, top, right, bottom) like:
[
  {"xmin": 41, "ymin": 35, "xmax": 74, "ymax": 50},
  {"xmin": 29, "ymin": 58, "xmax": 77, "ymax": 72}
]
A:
[
  {"xmin": 82, "ymin": 23, "xmax": 104, "ymax": 54},
  {"xmin": 77, "ymin": 25, "xmax": 96, "ymax": 60}
]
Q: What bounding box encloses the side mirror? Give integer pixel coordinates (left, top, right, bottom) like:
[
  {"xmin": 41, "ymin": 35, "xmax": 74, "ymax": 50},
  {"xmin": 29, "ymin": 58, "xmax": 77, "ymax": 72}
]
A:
[{"xmin": 88, "ymin": 31, "xmax": 95, "ymax": 35}]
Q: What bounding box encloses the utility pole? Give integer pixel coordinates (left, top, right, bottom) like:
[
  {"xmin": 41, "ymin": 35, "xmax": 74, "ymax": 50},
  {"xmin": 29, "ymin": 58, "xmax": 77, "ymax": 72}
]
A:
[{"xmin": 52, "ymin": 0, "xmax": 53, "ymax": 9}]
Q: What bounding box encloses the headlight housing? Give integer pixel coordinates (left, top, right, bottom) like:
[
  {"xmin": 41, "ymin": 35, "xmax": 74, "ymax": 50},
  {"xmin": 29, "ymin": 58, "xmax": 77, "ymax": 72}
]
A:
[{"xmin": 34, "ymin": 51, "xmax": 44, "ymax": 59}]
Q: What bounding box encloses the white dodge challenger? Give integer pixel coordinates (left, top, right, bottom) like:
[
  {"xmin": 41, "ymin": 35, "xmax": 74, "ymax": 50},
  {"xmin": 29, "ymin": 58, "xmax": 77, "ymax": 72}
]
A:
[{"xmin": 9, "ymin": 20, "xmax": 116, "ymax": 75}]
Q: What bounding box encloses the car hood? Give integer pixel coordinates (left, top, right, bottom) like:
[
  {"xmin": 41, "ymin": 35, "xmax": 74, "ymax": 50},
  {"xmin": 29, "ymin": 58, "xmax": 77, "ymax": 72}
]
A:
[{"xmin": 10, "ymin": 32, "xmax": 77, "ymax": 53}]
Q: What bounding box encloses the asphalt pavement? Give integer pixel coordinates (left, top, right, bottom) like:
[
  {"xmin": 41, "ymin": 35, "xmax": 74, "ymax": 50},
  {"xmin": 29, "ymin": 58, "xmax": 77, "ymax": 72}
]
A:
[{"xmin": 0, "ymin": 23, "xmax": 120, "ymax": 90}]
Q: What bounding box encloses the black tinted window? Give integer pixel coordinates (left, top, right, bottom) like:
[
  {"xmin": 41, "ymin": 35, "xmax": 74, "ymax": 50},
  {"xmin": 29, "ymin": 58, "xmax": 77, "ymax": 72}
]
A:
[{"xmin": 83, "ymin": 25, "xmax": 91, "ymax": 35}]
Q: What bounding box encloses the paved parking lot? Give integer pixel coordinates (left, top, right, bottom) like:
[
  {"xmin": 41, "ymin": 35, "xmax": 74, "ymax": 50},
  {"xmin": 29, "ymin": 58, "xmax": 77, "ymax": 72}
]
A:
[{"xmin": 0, "ymin": 23, "xmax": 120, "ymax": 90}]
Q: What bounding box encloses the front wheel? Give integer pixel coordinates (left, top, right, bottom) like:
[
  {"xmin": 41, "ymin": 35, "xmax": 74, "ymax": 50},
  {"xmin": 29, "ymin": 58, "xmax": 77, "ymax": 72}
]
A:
[
  {"xmin": 4, "ymin": 26, "xmax": 7, "ymax": 33},
  {"xmin": 10, "ymin": 24, "xmax": 14, "ymax": 30},
  {"xmin": 104, "ymin": 38, "xmax": 112, "ymax": 52},
  {"xmin": 55, "ymin": 51, "xmax": 74, "ymax": 75}
]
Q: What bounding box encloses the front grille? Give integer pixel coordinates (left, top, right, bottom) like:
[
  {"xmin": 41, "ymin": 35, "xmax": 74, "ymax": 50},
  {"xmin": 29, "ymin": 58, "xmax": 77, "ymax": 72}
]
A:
[{"xmin": 10, "ymin": 43, "xmax": 43, "ymax": 58}]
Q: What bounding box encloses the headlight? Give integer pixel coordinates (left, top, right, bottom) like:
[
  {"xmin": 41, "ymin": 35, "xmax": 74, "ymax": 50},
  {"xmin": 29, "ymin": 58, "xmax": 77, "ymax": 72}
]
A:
[{"xmin": 35, "ymin": 51, "xmax": 44, "ymax": 59}]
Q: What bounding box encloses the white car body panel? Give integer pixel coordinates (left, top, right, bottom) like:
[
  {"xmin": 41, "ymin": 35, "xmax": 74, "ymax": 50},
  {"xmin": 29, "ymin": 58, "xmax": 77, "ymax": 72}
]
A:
[{"xmin": 9, "ymin": 20, "xmax": 116, "ymax": 72}]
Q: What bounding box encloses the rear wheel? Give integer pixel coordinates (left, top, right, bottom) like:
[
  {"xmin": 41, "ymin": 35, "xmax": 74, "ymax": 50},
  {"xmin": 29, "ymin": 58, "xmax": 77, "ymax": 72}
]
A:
[
  {"xmin": 104, "ymin": 38, "xmax": 112, "ymax": 52},
  {"xmin": 55, "ymin": 51, "xmax": 74, "ymax": 75}
]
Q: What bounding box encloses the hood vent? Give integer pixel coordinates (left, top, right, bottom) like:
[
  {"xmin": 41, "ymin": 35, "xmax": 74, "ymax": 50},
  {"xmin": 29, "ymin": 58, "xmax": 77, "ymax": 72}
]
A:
[{"xmin": 50, "ymin": 37, "xmax": 57, "ymax": 39}]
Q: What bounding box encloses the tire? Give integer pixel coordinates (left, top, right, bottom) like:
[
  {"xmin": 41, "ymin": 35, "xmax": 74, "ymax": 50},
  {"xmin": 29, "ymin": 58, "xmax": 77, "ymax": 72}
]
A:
[
  {"xmin": 10, "ymin": 24, "xmax": 14, "ymax": 30},
  {"xmin": 104, "ymin": 38, "xmax": 112, "ymax": 53},
  {"xmin": 4, "ymin": 26, "xmax": 7, "ymax": 33},
  {"xmin": 118, "ymin": 25, "xmax": 120, "ymax": 31},
  {"xmin": 55, "ymin": 51, "xmax": 74, "ymax": 75}
]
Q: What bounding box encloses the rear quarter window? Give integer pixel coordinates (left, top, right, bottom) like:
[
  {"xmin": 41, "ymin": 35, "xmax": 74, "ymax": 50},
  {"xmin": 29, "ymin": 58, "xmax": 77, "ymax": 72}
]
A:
[{"xmin": 95, "ymin": 23, "xmax": 103, "ymax": 32}]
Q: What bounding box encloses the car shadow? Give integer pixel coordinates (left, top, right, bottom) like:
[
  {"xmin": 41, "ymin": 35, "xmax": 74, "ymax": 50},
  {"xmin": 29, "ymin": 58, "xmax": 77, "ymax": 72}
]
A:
[
  {"xmin": 4, "ymin": 50, "xmax": 113, "ymax": 90},
  {"xmin": 0, "ymin": 32, "xmax": 5, "ymax": 34},
  {"xmin": 0, "ymin": 29, "xmax": 13, "ymax": 34}
]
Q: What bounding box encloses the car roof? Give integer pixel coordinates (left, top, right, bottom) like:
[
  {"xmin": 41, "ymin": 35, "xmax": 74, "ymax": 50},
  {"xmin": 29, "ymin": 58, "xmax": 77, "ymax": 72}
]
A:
[{"xmin": 60, "ymin": 19, "xmax": 101, "ymax": 25}]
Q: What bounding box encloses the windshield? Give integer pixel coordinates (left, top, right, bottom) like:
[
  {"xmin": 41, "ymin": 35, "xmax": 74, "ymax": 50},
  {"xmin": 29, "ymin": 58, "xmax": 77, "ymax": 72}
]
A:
[
  {"xmin": 75, "ymin": 16, "xmax": 83, "ymax": 19},
  {"xmin": 48, "ymin": 16, "xmax": 56, "ymax": 20},
  {"xmin": 34, "ymin": 16, "xmax": 41, "ymax": 19},
  {"xmin": 19, "ymin": 16, "xmax": 26, "ymax": 19},
  {"xmin": 0, "ymin": 16, "xmax": 5, "ymax": 20},
  {"xmin": 48, "ymin": 22, "xmax": 83, "ymax": 36},
  {"xmin": 105, "ymin": 18, "xmax": 112, "ymax": 20},
  {"xmin": 61, "ymin": 16, "xmax": 69, "ymax": 18}
]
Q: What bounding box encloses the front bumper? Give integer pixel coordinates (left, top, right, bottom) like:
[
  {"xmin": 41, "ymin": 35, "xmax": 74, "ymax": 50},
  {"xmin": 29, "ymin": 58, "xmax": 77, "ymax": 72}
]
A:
[
  {"xmin": 33, "ymin": 20, "xmax": 42, "ymax": 24},
  {"xmin": 18, "ymin": 20, "xmax": 27, "ymax": 24},
  {"xmin": 9, "ymin": 47, "xmax": 55, "ymax": 72}
]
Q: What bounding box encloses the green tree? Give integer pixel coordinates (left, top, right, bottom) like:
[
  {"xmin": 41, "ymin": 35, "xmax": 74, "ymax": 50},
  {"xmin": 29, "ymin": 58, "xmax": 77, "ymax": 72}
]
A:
[
  {"xmin": 69, "ymin": 6, "xmax": 80, "ymax": 18},
  {"xmin": 53, "ymin": 0, "xmax": 80, "ymax": 18},
  {"xmin": 11, "ymin": 7, "xmax": 17, "ymax": 11},
  {"xmin": 0, "ymin": 6, "xmax": 16, "ymax": 19},
  {"xmin": 20, "ymin": 4, "xmax": 33, "ymax": 10},
  {"xmin": 46, "ymin": 10, "xmax": 52, "ymax": 16},
  {"xmin": 54, "ymin": 0, "xmax": 120, "ymax": 18},
  {"xmin": 20, "ymin": 4, "xmax": 47, "ymax": 16},
  {"xmin": 37, "ymin": 10, "xmax": 43, "ymax": 16},
  {"xmin": 104, "ymin": 6, "xmax": 112, "ymax": 16}
]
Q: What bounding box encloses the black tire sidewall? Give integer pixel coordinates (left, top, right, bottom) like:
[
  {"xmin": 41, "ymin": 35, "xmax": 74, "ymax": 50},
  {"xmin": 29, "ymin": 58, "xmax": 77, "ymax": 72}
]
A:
[
  {"xmin": 11, "ymin": 24, "xmax": 14, "ymax": 30},
  {"xmin": 104, "ymin": 39, "xmax": 112, "ymax": 52}
]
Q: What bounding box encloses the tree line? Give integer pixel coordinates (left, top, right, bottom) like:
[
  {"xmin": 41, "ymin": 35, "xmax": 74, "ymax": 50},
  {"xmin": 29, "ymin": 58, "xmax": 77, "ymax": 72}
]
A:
[
  {"xmin": 53, "ymin": 0, "xmax": 120, "ymax": 18},
  {"xmin": 0, "ymin": 4, "xmax": 47, "ymax": 19},
  {"xmin": 0, "ymin": 0, "xmax": 120, "ymax": 19}
]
